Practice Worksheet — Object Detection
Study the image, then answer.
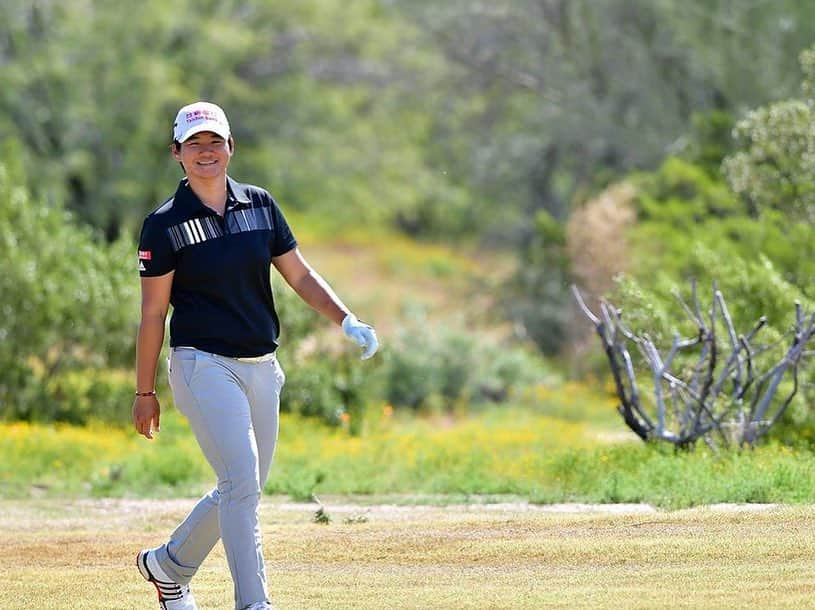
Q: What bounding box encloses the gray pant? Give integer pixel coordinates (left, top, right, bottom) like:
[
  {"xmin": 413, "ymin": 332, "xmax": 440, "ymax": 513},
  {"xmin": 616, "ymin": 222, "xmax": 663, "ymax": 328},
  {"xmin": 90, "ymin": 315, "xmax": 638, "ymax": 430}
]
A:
[{"xmin": 153, "ymin": 347, "xmax": 284, "ymax": 610}]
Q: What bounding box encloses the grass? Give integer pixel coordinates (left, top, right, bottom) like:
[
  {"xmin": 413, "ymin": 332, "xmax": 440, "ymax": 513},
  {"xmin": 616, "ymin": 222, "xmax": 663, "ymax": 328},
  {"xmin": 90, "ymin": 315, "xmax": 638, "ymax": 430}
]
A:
[
  {"xmin": 532, "ymin": 442, "xmax": 815, "ymax": 508},
  {"xmin": 2, "ymin": 498, "xmax": 814, "ymax": 609},
  {"xmin": 0, "ymin": 400, "xmax": 614, "ymax": 500},
  {"xmin": 5, "ymin": 397, "xmax": 815, "ymax": 508}
]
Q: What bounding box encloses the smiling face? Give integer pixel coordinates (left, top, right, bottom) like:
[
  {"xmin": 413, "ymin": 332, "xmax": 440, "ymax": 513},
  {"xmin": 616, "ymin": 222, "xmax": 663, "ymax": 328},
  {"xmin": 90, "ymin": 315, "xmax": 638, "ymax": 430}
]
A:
[{"xmin": 173, "ymin": 131, "xmax": 233, "ymax": 181}]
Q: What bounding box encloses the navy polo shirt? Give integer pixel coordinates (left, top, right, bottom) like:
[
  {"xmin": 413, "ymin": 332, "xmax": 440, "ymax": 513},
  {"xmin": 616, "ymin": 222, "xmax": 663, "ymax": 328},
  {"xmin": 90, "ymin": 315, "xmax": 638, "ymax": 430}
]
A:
[{"xmin": 138, "ymin": 176, "xmax": 297, "ymax": 357}]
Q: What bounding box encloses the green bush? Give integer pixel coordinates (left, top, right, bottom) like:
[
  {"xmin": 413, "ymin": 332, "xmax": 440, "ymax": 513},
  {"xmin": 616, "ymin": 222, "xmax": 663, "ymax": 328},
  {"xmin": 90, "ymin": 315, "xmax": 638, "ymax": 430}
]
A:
[
  {"xmin": 0, "ymin": 151, "xmax": 139, "ymax": 423},
  {"xmin": 43, "ymin": 369, "xmax": 134, "ymax": 426},
  {"xmin": 724, "ymin": 97, "xmax": 815, "ymax": 220},
  {"xmin": 681, "ymin": 110, "xmax": 736, "ymax": 178},
  {"xmin": 623, "ymin": 157, "xmax": 815, "ymax": 301},
  {"xmin": 274, "ymin": 282, "xmax": 548, "ymax": 425},
  {"xmin": 274, "ymin": 290, "xmax": 549, "ymax": 425},
  {"xmin": 281, "ymin": 348, "xmax": 387, "ymax": 435},
  {"xmin": 274, "ymin": 282, "xmax": 384, "ymax": 432},
  {"xmin": 633, "ymin": 156, "xmax": 744, "ymax": 224},
  {"xmin": 384, "ymin": 309, "xmax": 548, "ymax": 411}
]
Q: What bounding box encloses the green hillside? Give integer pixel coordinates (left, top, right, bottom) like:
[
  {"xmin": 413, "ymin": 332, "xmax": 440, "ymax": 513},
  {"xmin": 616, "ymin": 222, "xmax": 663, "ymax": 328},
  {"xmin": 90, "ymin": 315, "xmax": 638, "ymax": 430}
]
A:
[{"xmin": 4, "ymin": 1, "xmax": 815, "ymax": 449}]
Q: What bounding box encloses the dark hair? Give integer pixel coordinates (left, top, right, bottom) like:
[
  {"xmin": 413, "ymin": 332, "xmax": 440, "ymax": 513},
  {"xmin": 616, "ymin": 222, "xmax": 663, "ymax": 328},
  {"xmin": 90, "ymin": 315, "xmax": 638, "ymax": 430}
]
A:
[
  {"xmin": 172, "ymin": 137, "xmax": 233, "ymax": 152},
  {"xmin": 171, "ymin": 140, "xmax": 183, "ymax": 171}
]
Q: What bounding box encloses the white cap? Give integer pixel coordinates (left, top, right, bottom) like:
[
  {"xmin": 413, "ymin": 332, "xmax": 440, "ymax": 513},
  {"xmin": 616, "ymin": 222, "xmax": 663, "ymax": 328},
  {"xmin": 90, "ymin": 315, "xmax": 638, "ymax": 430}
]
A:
[{"xmin": 172, "ymin": 101, "xmax": 231, "ymax": 143}]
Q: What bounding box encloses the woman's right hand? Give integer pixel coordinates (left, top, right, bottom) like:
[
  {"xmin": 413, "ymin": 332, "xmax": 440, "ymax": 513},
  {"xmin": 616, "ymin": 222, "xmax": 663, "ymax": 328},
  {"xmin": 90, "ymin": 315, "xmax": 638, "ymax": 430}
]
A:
[{"xmin": 132, "ymin": 395, "xmax": 161, "ymax": 440}]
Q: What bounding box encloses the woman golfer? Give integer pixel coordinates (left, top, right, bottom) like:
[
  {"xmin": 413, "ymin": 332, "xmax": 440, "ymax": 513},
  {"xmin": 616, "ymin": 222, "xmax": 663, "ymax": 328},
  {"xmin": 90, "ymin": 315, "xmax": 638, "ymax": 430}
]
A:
[{"xmin": 132, "ymin": 101, "xmax": 378, "ymax": 610}]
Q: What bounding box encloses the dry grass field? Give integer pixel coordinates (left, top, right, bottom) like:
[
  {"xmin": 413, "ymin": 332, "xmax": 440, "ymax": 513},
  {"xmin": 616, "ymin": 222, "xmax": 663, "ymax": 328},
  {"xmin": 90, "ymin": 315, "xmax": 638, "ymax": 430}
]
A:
[{"xmin": 2, "ymin": 497, "xmax": 814, "ymax": 609}]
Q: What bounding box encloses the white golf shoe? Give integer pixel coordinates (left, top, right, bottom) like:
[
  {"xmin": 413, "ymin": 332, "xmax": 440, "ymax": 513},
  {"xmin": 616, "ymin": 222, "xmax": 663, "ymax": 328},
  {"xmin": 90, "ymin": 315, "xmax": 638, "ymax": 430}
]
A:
[{"xmin": 137, "ymin": 548, "xmax": 198, "ymax": 610}]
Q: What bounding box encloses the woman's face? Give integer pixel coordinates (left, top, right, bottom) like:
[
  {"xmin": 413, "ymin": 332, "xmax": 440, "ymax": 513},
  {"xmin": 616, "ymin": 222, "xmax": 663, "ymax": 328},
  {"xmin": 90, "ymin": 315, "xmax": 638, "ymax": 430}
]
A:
[{"xmin": 173, "ymin": 131, "xmax": 233, "ymax": 180}]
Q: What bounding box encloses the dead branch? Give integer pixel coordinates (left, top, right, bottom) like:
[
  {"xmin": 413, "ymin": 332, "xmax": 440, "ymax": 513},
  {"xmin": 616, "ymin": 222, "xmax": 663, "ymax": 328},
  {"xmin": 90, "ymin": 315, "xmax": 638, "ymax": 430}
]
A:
[{"xmin": 572, "ymin": 283, "xmax": 815, "ymax": 448}]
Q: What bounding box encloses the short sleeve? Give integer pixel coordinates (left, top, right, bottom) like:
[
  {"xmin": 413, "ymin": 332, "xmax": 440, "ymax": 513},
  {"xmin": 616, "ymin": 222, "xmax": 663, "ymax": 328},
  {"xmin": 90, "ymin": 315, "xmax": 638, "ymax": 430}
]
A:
[
  {"xmin": 269, "ymin": 198, "xmax": 298, "ymax": 257},
  {"xmin": 138, "ymin": 216, "xmax": 176, "ymax": 276}
]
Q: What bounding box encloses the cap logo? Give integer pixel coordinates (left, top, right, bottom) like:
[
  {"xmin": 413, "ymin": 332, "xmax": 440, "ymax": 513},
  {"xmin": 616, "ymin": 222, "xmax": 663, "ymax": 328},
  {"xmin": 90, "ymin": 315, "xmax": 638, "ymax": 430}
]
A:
[{"xmin": 186, "ymin": 110, "xmax": 223, "ymax": 124}]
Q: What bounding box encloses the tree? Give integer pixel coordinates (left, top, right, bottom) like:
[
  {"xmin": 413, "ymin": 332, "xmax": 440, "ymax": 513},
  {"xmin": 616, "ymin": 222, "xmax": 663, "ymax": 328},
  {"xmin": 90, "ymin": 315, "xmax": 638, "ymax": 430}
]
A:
[
  {"xmin": 0, "ymin": 0, "xmax": 469, "ymax": 239},
  {"xmin": 397, "ymin": 0, "xmax": 815, "ymax": 241},
  {"xmin": 500, "ymin": 209, "xmax": 574, "ymax": 355},
  {"xmin": 723, "ymin": 46, "xmax": 815, "ymax": 221}
]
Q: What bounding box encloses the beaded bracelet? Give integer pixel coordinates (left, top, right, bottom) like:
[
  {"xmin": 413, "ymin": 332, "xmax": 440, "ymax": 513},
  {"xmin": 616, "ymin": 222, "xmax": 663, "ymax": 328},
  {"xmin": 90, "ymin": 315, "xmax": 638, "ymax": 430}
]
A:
[{"xmin": 135, "ymin": 390, "xmax": 157, "ymax": 397}]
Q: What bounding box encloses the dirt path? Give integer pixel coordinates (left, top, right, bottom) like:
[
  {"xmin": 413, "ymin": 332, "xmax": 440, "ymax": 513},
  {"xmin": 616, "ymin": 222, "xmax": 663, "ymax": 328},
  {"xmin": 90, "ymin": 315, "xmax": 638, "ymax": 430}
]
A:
[{"xmin": 0, "ymin": 495, "xmax": 785, "ymax": 536}]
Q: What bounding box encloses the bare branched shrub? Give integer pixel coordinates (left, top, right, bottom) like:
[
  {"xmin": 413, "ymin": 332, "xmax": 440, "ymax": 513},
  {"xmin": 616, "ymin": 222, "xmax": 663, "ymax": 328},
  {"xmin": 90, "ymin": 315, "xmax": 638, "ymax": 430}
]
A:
[{"xmin": 574, "ymin": 282, "xmax": 815, "ymax": 449}]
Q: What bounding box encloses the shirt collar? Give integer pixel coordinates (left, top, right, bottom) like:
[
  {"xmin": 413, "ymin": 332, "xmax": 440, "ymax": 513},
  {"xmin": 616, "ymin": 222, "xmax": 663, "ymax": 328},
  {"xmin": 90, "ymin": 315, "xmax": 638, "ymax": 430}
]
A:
[
  {"xmin": 227, "ymin": 176, "xmax": 252, "ymax": 206},
  {"xmin": 175, "ymin": 176, "xmax": 252, "ymax": 214}
]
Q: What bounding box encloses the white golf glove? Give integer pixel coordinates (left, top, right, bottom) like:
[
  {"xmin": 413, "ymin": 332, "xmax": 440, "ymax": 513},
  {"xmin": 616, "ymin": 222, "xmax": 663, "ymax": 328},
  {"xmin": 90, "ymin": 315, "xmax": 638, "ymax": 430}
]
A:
[{"xmin": 342, "ymin": 313, "xmax": 379, "ymax": 360}]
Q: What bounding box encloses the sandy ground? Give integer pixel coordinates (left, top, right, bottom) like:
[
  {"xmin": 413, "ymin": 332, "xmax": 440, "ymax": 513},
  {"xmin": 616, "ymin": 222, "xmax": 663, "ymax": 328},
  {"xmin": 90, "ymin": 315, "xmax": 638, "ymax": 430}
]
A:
[{"xmin": 1, "ymin": 497, "xmax": 812, "ymax": 609}]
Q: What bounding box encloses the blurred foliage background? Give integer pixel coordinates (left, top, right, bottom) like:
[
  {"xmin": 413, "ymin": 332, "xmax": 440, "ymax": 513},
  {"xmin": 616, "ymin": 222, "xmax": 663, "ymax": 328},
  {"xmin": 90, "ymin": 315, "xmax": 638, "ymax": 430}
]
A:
[{"xmin": 4, "ymin": 0, "xmax": 815, "ymax": 446}]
